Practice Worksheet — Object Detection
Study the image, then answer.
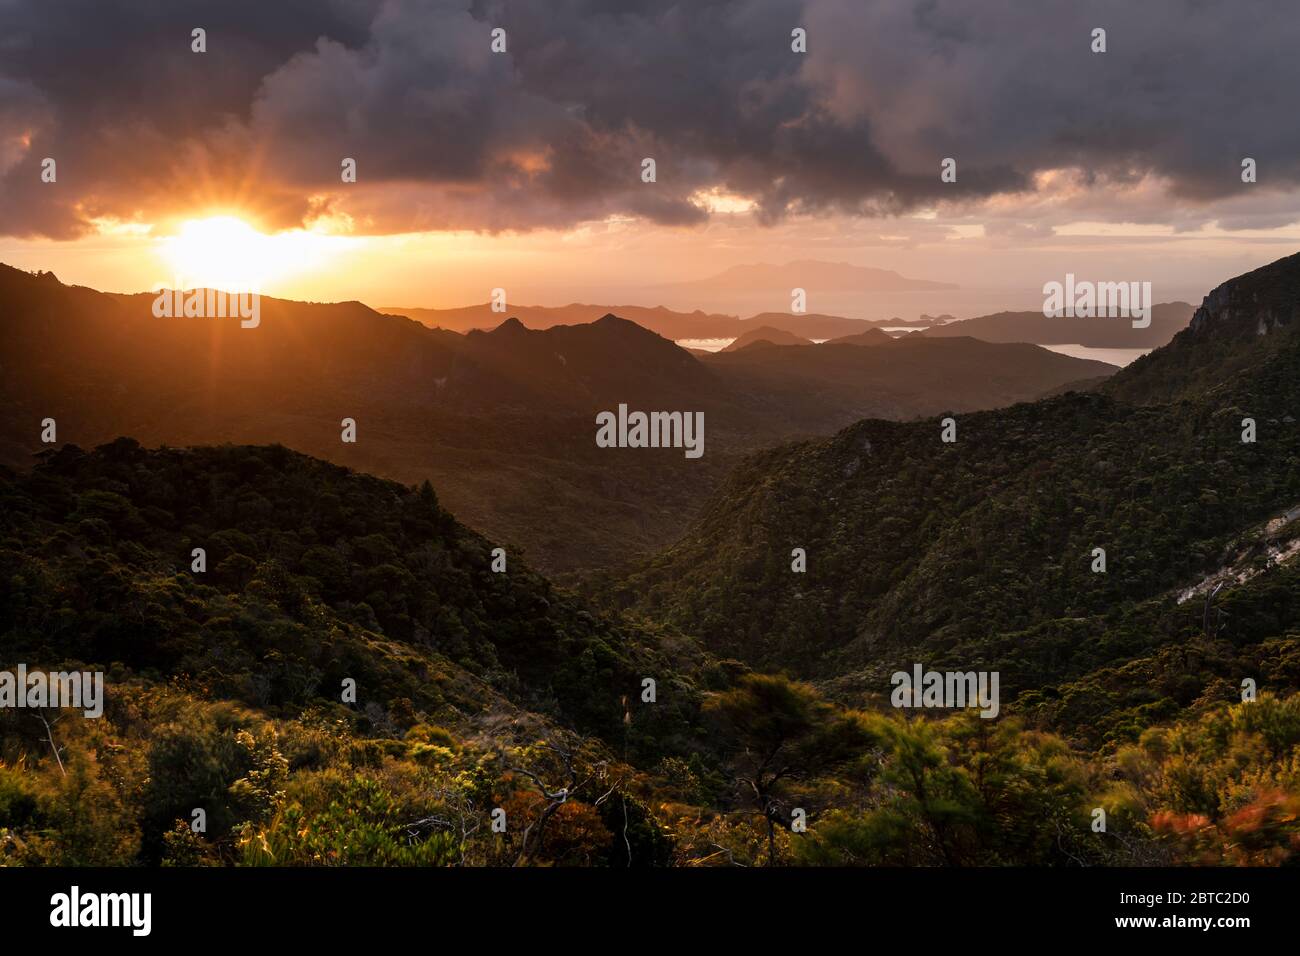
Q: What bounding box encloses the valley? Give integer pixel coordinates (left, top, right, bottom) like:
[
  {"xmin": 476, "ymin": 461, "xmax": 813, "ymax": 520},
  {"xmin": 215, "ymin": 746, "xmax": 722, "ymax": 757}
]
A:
[
  {"xmin": 3, "ymin": 252, "xmax": 1299, "ymax": 870},
  {"xmin": 0, "ymin": 264, "xmax": 1117, "ymax": 574}
]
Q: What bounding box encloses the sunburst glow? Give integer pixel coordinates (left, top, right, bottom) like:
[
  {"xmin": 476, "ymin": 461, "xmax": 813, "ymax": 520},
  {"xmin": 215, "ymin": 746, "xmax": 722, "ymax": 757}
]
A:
[{"xmin": 157, "ymin": 216, "xmax": 351, "ymax": 292}]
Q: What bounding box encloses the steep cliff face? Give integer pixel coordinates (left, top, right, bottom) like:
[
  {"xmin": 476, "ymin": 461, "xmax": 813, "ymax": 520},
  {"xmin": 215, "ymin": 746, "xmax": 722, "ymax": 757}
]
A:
[
  {"xmin": 1186, "ymin": 251, "xmax": 1300, "ymax": 338},
  {"xmin": 1106, "ymin": 252, "xmax": 1300, "ymax": 404}
]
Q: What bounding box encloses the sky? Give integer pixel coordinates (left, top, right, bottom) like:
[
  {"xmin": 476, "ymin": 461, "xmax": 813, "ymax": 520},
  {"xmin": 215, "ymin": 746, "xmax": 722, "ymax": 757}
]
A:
[{"xmin": 3, "ymin": 0, "xmax": 1300, "ymax": 316}]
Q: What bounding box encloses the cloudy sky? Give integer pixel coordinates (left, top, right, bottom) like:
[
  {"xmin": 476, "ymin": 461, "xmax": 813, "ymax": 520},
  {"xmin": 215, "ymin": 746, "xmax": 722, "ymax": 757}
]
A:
[{"xmin": 2, "ymin": 0, "xmax": 1299, "ymax": 314}]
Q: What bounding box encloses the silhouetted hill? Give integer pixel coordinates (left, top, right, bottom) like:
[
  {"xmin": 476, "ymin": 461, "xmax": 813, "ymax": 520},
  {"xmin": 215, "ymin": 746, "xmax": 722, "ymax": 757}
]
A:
[
  {"xmin": 386, "ymin": 301, "xmax": 742, "ymax": 338},
  {"xmin": 923, "ymin": 301, "xmax": 1195, "ymax": 348},
  {"xmin": 733, "ymin": 311, "xmax": 920, "ymax": 339},
  {"xmin": 0, "ymin": 264, "xmax": 1109, "ymax": 573},
  {"xmin": 449, "ymin": 313, "xmax": 729, "ymax": 413},
  {"xmin": 388, "ymin": 301, "xmax": 932, "ymax": 341},
  {"xmin": 823, "ymin": 328, "xmax": 896, "ymax": 347},
  {"xmin": 720, "ymin": 326, "xmax": 813, "ymax": 351},
  {"xmin": 702, "ymin": 336, "xmax": 1117, "ymax": 429}
]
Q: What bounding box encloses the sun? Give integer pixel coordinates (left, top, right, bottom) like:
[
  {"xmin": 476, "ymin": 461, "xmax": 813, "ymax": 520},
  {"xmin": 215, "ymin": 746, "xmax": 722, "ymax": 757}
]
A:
[{"xmin": 158, "ymin": 215, "xmax": 349, "ymax": 293}]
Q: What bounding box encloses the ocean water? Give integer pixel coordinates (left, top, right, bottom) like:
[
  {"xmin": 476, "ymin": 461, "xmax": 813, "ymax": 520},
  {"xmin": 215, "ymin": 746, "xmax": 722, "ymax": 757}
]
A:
[
  {"xmin": 1039, "ymin": 344, "xmax": 1152, "ymax": 366},
  {"xmin": 677, "ymin": 338, "xmax": 1150, "ymax": 365},
  {"xmin": 676, "ymin": 338, "xmax": 734, "ymax": 351},
  {"xmin": 678, "ymin": 336, "xmax": 837, "ymax": 352}
]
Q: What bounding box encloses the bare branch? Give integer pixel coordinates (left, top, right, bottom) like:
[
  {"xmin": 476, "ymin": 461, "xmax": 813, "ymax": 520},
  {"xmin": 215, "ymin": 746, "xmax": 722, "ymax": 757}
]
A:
[{"xmin": 33, "ymin": 711, "xmax": 66, "ymax": 777}]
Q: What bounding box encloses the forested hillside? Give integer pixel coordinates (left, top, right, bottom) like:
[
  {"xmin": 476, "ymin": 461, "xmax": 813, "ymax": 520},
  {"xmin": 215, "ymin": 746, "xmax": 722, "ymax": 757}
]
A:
[
  {"xmin": 2, "ymin": 440, "xmax": 1298, "ymax": 866},
  {"xmin": 3, "ymin": 257, "xmax": 1300, "ymax": 868},
  {"xmin": 0, "ymin": 263, "xmax": 1109, "ymax": 573},
  {"xmin": 610, "ymin": 255, "xmax": 1300, "ymax": 713},
  {"xmin": 0, "ymin": 440, "xmax": 709, "ymax": 863}
]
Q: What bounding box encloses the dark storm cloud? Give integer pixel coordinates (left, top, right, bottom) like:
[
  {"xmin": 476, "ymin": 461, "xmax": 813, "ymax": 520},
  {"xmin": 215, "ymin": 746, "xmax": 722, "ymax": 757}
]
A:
[
  {"xmin": 1, "ymin": 0, "xmax": 1298, "ymax": 238},
  {"xmin": 0, "ymin": 0, "xmax": 383, "ymax": 236}
]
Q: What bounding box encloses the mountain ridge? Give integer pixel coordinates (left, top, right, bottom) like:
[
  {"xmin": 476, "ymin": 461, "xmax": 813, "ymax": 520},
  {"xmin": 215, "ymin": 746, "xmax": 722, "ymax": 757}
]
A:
[
  {"xmin": 612, "ymin": 251, "xmax": 1300, "ymax": 707},
  {"xmin": 0, "ymin": 262, "xmax": 1111, "ymax": 573}
]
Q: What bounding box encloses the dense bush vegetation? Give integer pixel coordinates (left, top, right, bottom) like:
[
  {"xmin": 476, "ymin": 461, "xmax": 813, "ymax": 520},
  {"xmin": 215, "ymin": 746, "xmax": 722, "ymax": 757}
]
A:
[
  {"xmin": 4, "ymin": 258, "xmax": 1300, "ymax": 866},
  {"xmin": 0, "ymin": 440, "xmax": 705, "ymax": 748},
  {"xmin": 611, "ymin": 309, "xmax": 1300, "ymax": 699}
]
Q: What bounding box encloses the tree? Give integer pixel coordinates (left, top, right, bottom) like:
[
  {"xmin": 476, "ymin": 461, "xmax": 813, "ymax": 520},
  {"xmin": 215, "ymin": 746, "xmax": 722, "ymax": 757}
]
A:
[{"xmin": 704, "ymin": 673, "xmax": 875, "ymax": 864}]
